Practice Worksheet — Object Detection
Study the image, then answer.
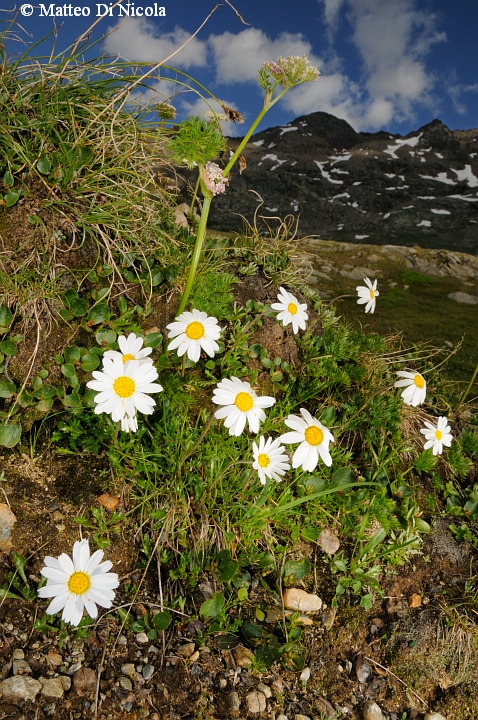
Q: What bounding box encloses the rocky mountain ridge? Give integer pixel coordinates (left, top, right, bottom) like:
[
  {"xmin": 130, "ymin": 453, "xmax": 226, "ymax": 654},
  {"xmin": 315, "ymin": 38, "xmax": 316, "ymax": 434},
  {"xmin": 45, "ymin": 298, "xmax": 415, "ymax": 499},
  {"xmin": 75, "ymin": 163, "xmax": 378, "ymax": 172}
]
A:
[{"xmin": 205, "ymin": 112, "xmax": 478, "ymax": 254}]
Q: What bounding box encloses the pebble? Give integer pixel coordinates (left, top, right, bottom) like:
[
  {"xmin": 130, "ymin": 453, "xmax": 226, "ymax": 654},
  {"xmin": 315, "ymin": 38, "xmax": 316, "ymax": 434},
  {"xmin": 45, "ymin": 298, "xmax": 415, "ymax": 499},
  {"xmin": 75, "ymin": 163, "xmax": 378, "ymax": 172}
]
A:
[
  {"xmin": 321, "ymin": 607, "xmax": 337, "ymax": 630},
  {"xmin": 39, "ymin": 677, "xmax": 66, "ymax": 699},
  {"xmin": 362, "ymin": 700, "xmax": 385, "ymax": 720},
  {"xmin": 245, "ymin": 690, "xmax": 266, "ymax": 714},
  {"xmin": 424, "ymin": 714, "xmax": 447, "ymax": 720},
  {"xmin": 219, "ymin": 678, "xmax": 227, "ymax": 689},
  {"xmin": 277, "ymin": 716, "xmax": 288, "ymax": 720},
  {"xmin": 0, "ymin": 503, "xmax": 17, "ymax": 552},
  {"xmin": 295, "ymin": 715, "xmax": 311, "ymax": 720},
  {"xmin": 42, "ymin": 702, "xmax": 57, "ymax": 716},
  {"xmin": 67, "ymin": 662, "xmax": 82, "ymax": 675},
  {"xmin": 117, "ymin": 635, "xmax": 128, "ymax": 645},
  {"xmin": 142, "ymin": 664, "xmax": 155, "ymax": 681},
  {"xmin": 227, "ymin": 691, "xmax": 241, "ymax": 711},
  {"xmin": 356, "ymin": 656, "xmax": 372, "ymax": 683},
  {"xmin": 271, "ymin": 678, "xmax": 284, "ymax": 694},
  {"xmin": 233, "ymin": 646, "xmax": 254, "ymax": 668},
  {"xmin": 148, "ymin": 645, "xmax": 159, "ymax": 654},
  {"xmin": 190, "ymin": 650, "xmax": 200, "ymax": 662},
  {"xmin": 0, "ymin": 676, "xmax": 42, "ymax": 702},
  {"xmin": 121, "ymin": 664, "xmax": 136, "ymax": 678},
  {"xmin": 135, "ymin": 633, "xmax": 149, "ymax": 644},
  {"xmin": 119, "ymin": 677, "xmax": 133, "ymax": 691},
  {"xmin": 300, "ymin": 667, "xmax": 311, "ymax": 685},
  {"xmin": 176, "ymin": 642, "xmax": 196, "ymax": 658},
  {"xmin": 46, "ymin": 651, "xmax": 63, "ymax": 667},
  {"xmin": 256, "ymin": 682, "xmax": 272, "ymax": 698},
  {"xmin": 12, "ymin": 649, "xmax": 25, "ymax": 660},
  {"xmin": 317, "ymin": 528, "xmax": 340, "ymax": 555},
  {"xmin": 12, "ymin": 659, "xmax": 33, "ymax": 675},
  {"xmin": 283, "ymin": 588, "xmax": 322, "ymax": 612}
]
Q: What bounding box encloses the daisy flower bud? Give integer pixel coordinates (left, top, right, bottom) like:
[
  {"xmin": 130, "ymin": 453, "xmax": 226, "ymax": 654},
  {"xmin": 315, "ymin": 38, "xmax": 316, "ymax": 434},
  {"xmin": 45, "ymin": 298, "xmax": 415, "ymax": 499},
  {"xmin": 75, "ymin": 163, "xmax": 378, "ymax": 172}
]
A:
[
  {"xmin": 280, "ymin": 408, "xmax": 334, "ymax": 472},
  {"xmin": 103, "ymin": 332, "xmax": 153, "ymax": 366},
  {"xmin": 420, "ymin": 416, "xmax": 453, "ymax": 455},
  {"xmin": 356, "ymin": 278, "xmax": 379, "ymax": 314},
  {"xmin": 271, "ymin": 286, "xmax": 308, "ymax": 334},
  {"xmin": 212, "ymin": 377, "xmax": 275, "ymax": 436},
  {"xmin": 394, "ymin": 370, "xmax": 427, "ymax": 407},
  {"xmin": 167, "ymin": 309, "xmax": 221, "ymax": 363},
  {"xmin": 38, "ymin": 538, "xmax": 119, "ymax": 626}
]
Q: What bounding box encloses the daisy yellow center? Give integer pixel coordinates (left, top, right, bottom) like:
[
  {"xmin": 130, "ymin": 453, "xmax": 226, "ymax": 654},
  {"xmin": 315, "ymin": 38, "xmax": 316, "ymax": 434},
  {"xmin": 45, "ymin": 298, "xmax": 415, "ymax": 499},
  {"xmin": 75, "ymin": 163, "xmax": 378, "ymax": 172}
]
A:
[
  {"xmin": 235, "ymin": 392, "xmax": 253, "ymax": 412},
  {"xmin": 414, "ymin": 374, "xmax": 425, "ymax": 389},
  {"xmin": 67, "ymin": 571, "xmax": 90, "ymax": 595},
  {"xmin": 288, "ymin": 302, "xmax": 298, "ymax": 315},
  {"xmin": 369, "ymin": 289, "xmax": 375, "ymax": 299},
  {"xmin": 113, "ymin": 376, "xmax": 135, "ymax": 398},
  {"xmin": 435, "ymin": 429, "xmax": 443, "ymax": 440},
  {"xmin": 122, "ymin": 353, "xmax": 136, "ymax": 362},
  {"xmin": 258, "ymin": 453, "xmax": 270, "ymax": 468},
  {"xmin": 185, "ymin": 321, "xmax": 205, "ymax": 340},
  {"xmin": 304, "ymin": 425, "xmax": 324, "ymax": 446}
]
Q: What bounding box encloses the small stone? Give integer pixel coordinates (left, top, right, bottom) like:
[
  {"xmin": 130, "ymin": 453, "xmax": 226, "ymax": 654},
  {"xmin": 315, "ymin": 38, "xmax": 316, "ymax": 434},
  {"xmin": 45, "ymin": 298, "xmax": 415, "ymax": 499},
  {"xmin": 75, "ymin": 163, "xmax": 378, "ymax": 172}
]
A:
[
  {"xmin": 317, "ymin": 528, "xmax": 340, "ymax": 555},
  {"xmin": 46, "ymin": 651, "xmax": 63, "ymax": 667},
  {"xmin": 120, "ymin": 677, "xmax": 133, "ymax": 691},
  {"xmin": 233, "ymin": 646, "xmax": 254, "ymax": 668},
  {"xmin": 295, "ymin": 715, "xmax": 311, "ymax": 720},
  {"xmin": 73, "ymin": 667, "xmax": 97, "ymax": 698},
  {"xmin": 409, "ymin": 593, "xmax": 422, "ymax": 608},
  {"xmin": 43, "ymin": 702, "xmax": 57, "ymax": 716},
  {"xmin": 256, "ymin": 682, "xmax": 272, "ymax": 698},
  {"xmin": 356, "ymin": 656, "xmax": 372, "ymax": 683},
  {"xmin": 58, "ymin": 676, "xmax": 71, "ymax": 691},
  {"xmin": 135, "ymin": 632, "xmax": 149, "ymax": 644},
  {"xmin": 12, "ymin": 649, "xmax": 25, "ymax": 660},
  {"xmin": 142, "ymin": 664, "xmax": 154, "ymax": 681},
  {"xmin": 447, "ymin": 292, "xmax": 478, "ymax": 305},
  {"xmin": 219, "ymin": 678, "xmax": 227, "ymax": 689},
  {"xmin": 322, "ymin": 607, "xmax": 337, "ymax": 630},
  {"xmin": 117, "ymin": 635, "xmax": 128, "ymax": 645},
  {"xmin": 176, "ymin": 643, "xmax": 195, "ymax": 658},
  {"xmin": 271, "ymin": 678, "xmax": 284, "ymax": 694},
  {"xmin": 0, "ymin": 676, "xmax": 42, "ymax": 702},
  {"xmin": 283, "ymin": 588, "xmax": 322, "ymax": 612},
  {"xmin": 226, "ymin": 691, "xmax": 241, "ymax": 711},
  {"xmin": 362, "ymin": 700, "xmax": 385, "ymax": 720},
  {"xmin": 190, "ymin": 650, "xmax": 200, "ymax": 662},
  {"xmin": 0, "ymin": 503, "xmax": 17, "ymax": 553},
  {"xmin": 13, "ymin": 659, "xmax": 32, "ymax": 675},
  {"xmin": 424, "ymin": 714, "xmax": 447, "ymax": 720},
  {"xmin": 148, "ymin": 645, "xmax": 159, "ymax": 654},
  {"xmin": 245, "ymin": 690, "xmax": 266, "ymax": 714},
  {"xmin": 67, "ymin": 661, "xmax": 82, "ymax": 675},
  {"xmin": 277, "ymin": 716, "xmax": 288, "ymax": 720},
  {"xmin": 121, "ymin": 664, "xmax": 136, "ymax": 678},
  {"xmin": 124, "ymin": 702, "xmax": 134, "ymax": 712},
  {"xmin": 39, "ymin": 677, "xmax": 65, "ymax": 699}
]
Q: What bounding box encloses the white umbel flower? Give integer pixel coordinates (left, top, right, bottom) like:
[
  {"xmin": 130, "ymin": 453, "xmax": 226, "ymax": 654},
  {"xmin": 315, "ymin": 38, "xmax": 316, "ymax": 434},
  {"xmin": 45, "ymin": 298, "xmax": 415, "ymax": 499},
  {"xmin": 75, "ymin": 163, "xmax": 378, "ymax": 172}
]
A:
[
  {"xmin": 420, "ymin": 416, "xmax": 453, "ymax": 455},
  {"xmin": 103, "ymin": 332, "xmax": 153, "ymax": 366},
  {"xmin": 356, "ymin": 277, "xmax": 379, "ymax": 314},
  {"xmin": 38, "ymin": 539, "xmax": 119, "ymax": 626},
  {"xmin": 167, "ymin": 309, "xmax": 222, "ymax": 363},
  {"xmin": 252, "ymin": 436, "xmax": 290, "ymax": 484},
  {"xmin": 212, "ymin": 377, "xmax": 275, "ymax": 436},
  {"xmin": 280, "ymin": 408, "xmax": 334, "ymax": 471},
  {"xmin": 271, "ymin": 286, "xmax": 308, "ymax": 334},
  {"xmin": 394, "ymin": 370, "xmax": 427, "ymax": 406},
  {"xmin": 86, "ymin": 357, "xmax": 163, "ymax": 423}
]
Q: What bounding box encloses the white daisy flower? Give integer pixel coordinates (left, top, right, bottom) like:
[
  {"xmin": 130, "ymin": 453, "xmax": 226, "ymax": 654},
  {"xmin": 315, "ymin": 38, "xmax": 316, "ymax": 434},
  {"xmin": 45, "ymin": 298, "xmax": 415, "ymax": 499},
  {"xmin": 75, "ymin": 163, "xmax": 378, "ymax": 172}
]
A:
[
  {"xmin": 86, "ymin": 357, "xmax": 163, "ymax": 424},
  {"xmin": 280, "ymin": 408, "xmax": 334, "ymax": 471},
  {"xmin": 212, "ymin": 377, "xmax": 275, "ymax": 436},
  {"xmin": 166, "ymin": 309, "xmax": 222, "ymax": 363},
  {"xmin": 252, "ymin": 436, "xmax": 290, "ymax": 484},
  {"xmin": 103, "ymin": 332, "xmax": 153, "ymax": 365},
  {"xmin": 38, "ymin": 538, "xmax": 119, "ymax": 626},
  {"xmin": 394, "ymin": 370, "xmax": 427, "ymax": 407},
  {"xmin": 356, "ymin": 277, "xmax": 379, "ymax": 314},
  {"xmin": 420, "ymin": 416, "xmax": 453, "ymax": 456},
  {"xmin": 271, "ymin": 286, "xmax": 308, "ymax": 334}
]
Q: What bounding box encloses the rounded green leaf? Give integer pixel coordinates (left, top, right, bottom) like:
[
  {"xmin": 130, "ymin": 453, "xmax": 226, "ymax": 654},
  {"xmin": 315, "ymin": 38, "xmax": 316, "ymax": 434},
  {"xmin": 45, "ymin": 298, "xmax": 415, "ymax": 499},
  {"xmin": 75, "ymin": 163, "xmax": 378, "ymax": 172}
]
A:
[
  {"xmin": 4, "ymin": 191, "xmax": 20, "ymax": 208},
  {"xmin": 0, "ymin": 339, "xmax": 17, "ymax": 356},
  {"xmin": 81, "ymin": 354, "xmax": 100, "ymax": 372},
  {"xmin": 199, "ymin": 593, "xmax": 225, "ymax": 619},
  {"xmin": 144, "ymin": 332, "xmax": 163, "ymax": 349},
  {"xmin": 61, "ymin": 363, "xmax": 76, "ymax": 378},
  {"xmin": 282, "ymin": 559, "xmax": 311, "ymax": 586},
  {"xmin": 35, "ymin": 398, "xmax": 54, "ymax": 413},
  {"xmin": 70, "ymin": 298, "xmax": 89, "ymax": 317},
  {"xmin": 151, "ymin": 612, "xmax": 172, "ymax": 632},
  {"xmin": 0, "ymin": 422, "xmax": 22, "ymax": 448},
  {"xmin": 0, "ymin": 304, "xmax": 13, "ymax": 328},
  {"xmin": 37, "ymin": 157, "xmax": 52, "ymax": 174},
  {"xmin": 95, "ymin": 329, "xmax": 116, "ymax": 346},
  {"xmin": 0, "ymin": 379, "xmax": 16, "ymax": 398},
  {"xmin": 87, "ymin": 303, "xmax": 110, "ymax": 326},
  {"xmin": 64, "ymin": 346, "xmax": 81, "ymax": 364}
]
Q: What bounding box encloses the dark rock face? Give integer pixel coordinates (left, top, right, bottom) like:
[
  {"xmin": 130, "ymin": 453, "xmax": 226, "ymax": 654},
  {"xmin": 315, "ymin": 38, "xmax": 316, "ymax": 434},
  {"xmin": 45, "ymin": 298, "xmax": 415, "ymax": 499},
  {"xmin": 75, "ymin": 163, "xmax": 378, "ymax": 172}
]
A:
[{"xmin": 202, "ymin": 111, "xmax": 478, "ymax": 254}]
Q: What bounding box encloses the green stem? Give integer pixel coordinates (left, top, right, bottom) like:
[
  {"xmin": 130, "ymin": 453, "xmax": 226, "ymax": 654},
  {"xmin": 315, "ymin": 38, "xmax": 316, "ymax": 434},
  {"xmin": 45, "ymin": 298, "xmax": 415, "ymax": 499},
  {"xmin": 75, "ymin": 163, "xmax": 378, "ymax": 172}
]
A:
[
  {"xmin": 177, "ymin": 194, "xmax": 212, "ymax": 314},
  {"xmin": 222, "ymin": 88, "xmax": 288, "ymax": 178},
  {"xmin": 456, "ymin": 361, "xmax": 478, "ymax": 411}
]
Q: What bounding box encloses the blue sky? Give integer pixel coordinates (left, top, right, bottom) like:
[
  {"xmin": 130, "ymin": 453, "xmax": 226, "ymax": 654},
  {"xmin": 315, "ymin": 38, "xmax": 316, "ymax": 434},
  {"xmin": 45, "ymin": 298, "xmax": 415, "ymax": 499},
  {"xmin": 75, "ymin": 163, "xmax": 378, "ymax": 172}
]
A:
[{"xmin": 4, "ymin": 0, "xmax": 478, "ymax": 136}]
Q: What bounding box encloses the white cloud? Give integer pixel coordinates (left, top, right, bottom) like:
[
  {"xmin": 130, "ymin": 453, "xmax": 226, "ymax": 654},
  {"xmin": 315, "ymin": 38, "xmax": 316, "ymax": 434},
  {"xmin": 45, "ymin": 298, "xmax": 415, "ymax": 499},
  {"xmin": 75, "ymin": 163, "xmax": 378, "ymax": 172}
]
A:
[
  {"xmin": 104, "ymin": 19, "xmax": 208, "ymax": 67},
  {"xmin": 209, "ymin": 28, "xmax": 319, "ymax": 85}
]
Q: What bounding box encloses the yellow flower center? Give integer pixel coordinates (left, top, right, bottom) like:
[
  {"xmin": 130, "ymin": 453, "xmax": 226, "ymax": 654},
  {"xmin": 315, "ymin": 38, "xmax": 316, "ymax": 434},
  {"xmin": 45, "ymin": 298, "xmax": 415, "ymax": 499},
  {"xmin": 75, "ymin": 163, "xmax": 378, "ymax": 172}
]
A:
[
  {"xmin": 414, "ymin": 374, "xmax": 425, "ymax": 389},
  {"xmin": 435, "ymin": 429, "xmax": 442, "ymax": 440},
  {"xmin": 235, "ymin": 391, "xmax": 253, "ymax": 412},
  {"xmin": 257, "ymin": 453, "xmax": 270, "ymax": 468},
  {"xmin": 67, "ymin": 571, "xmax": 91, "ymax": 595},
  {"xmin": 287, "ymin": 302, "xmax": 298, "ymax": 315},
  {"xmin": 185, "ymin": 321, "xmax": 205, "ymax": 340},
  {"xmin": 122, "ymin": 353, "xmax": 136, "ymax": 363},
  {"xmin": 304, "ymin": 425, "xmax": 324, "ymax": 446},
  {"xmin": 113, "ymin": 376, "xmax": 135, "ymax": 398},
  {"xmin": 369, "ymin": 289, "xmax": 375, "ymax": 299}
]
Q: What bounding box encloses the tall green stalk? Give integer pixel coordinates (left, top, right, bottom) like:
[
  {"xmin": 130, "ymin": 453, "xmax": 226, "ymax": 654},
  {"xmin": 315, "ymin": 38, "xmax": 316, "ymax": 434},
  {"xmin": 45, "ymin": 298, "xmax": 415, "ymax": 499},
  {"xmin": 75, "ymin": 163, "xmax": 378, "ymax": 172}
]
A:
[{"xmin": 177, "ymin": 195, "xmax": 212, "ymax": 315}]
